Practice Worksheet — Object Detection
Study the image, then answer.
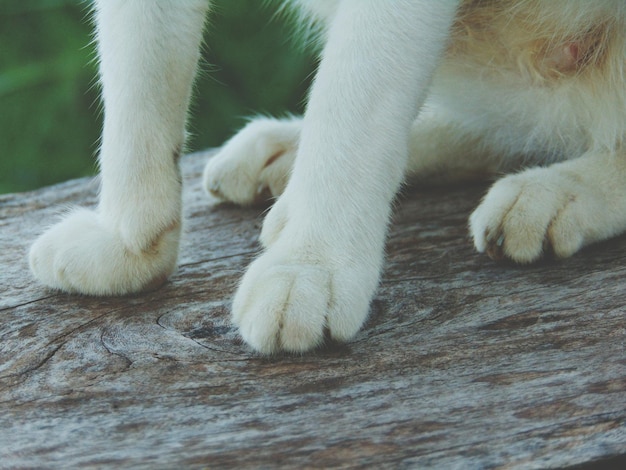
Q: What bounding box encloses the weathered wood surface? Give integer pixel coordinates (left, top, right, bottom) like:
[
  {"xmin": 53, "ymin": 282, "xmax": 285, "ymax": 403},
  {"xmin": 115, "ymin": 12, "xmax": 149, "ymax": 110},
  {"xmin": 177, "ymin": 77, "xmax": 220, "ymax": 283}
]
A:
[{"xmin": 1, "ymin": 151, "xmax": 625, "ymax": 469}]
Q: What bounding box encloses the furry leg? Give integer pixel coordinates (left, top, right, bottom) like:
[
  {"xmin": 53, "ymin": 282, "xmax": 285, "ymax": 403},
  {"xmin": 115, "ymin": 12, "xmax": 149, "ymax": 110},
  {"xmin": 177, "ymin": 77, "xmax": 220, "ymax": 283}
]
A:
[
  {"xmin": 232, "ymin": 0, "xmax": 460, "ymax": 353},
  {"xmin": 29, "ymin": 0, "xmax": 209, "ymax": 295}
]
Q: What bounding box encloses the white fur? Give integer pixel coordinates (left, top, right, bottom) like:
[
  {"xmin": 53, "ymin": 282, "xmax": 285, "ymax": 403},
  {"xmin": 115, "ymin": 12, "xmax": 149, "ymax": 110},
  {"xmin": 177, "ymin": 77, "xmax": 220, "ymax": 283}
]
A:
[
  {"xmin": 30, "ymin": 0, "xmax": 208, "ymax": 294},
  {"xmin": 227, "ymin": 1, "xmax": 460, "ymax": 353},
  {"xmin": 31, "ymin": 1, "xmax": 626, "ymax": 353},
  {"xmin": 206, "ymin": 0, "xmax": 626, "ymax": 352}
]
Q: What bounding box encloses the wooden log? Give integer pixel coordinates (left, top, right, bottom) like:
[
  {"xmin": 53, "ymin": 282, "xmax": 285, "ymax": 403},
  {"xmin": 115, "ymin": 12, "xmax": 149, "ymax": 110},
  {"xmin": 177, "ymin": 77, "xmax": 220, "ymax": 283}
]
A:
[{"xmin": 1, "ymin": 151, "xmax": 624, "ymax": 468}]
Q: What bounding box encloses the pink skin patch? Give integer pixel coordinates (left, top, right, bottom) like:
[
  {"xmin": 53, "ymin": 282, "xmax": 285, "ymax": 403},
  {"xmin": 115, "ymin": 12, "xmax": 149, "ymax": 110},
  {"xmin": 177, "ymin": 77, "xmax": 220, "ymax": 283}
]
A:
[{"xmin": 545, "ymin": 42, "xmax": 583, "ymax": 73}]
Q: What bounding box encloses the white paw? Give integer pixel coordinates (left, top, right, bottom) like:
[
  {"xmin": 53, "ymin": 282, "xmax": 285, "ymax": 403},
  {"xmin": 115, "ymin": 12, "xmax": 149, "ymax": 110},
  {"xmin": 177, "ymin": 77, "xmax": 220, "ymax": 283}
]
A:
[
  {"xmin": 232, "ymin": 247, "xmax": 375, "ymax": 354},
  {"xmin": 203, "ymin": 116, "xmax": 300, "ymax": 205},
  {"xmin": 30, "ymin": 209, "xmax": 180, "ymax": 295},
  {"xmin": 469, "ymin": 167, "xmax": 595, "ymax": 263},
  {"xmin": 232, "ymin": 195, "xmax": 379, "ymax": 354}
]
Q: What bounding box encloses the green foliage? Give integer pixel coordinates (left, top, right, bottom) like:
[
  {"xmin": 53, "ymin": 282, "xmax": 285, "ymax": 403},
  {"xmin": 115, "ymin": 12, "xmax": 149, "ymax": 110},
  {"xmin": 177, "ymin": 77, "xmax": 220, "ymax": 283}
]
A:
[{"xmin": 0, "ymin": 1, "xmax": 315, "ymax": 194}]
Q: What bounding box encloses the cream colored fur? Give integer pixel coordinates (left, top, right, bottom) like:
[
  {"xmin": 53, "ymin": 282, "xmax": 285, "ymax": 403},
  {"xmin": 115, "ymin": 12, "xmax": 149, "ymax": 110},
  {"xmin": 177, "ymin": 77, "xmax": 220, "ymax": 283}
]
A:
[{"xmin": 31, "ymin": 1, "xmax": 626, "ymax": 354}]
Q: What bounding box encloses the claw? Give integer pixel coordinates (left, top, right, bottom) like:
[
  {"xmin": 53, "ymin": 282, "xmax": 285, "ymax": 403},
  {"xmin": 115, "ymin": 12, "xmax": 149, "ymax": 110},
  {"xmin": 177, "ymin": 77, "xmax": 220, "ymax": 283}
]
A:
[{"xmin": 485, "ymin": 232, "xmax": 506, "ymax": 261}]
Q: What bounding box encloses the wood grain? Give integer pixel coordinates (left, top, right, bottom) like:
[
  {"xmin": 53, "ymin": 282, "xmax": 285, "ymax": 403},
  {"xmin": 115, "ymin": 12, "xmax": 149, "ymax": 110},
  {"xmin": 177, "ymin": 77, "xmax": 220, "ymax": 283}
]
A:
[{"xmin": 1, "ymin": 151, "xmax": 624, "ymax": 469}]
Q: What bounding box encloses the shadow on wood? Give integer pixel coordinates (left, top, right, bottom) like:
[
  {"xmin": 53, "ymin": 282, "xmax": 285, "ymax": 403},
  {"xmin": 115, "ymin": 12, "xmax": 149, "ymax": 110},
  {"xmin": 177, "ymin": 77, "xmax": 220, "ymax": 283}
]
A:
[{"xmin": 1, "ymin": 151, "xmax": 625, "ymax": 468}]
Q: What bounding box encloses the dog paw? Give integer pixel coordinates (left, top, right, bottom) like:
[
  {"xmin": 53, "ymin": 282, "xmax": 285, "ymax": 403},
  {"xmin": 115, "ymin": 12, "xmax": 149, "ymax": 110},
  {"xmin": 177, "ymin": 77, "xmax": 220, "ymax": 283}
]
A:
[
  {"xmin": 29, "ymin": 209, "xmax": 180, "ymax": 295},
  {"xmin": 469, "ymin": 167, "xmax": 593, "ymax": 263},
  {"xmin": 203, "ymin": 117, "xmax": 300, "ymax": 205},
  {"xmin": 232, "ymin": 246, "xmax": 374, "ymax": 354}
]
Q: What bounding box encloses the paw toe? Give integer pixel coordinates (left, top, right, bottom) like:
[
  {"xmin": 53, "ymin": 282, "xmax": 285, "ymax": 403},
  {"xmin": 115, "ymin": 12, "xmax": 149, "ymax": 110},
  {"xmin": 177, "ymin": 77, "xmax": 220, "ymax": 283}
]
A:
[{"xmin": 484, "ymin": 231, "xmax": 506, "ymax": 261}]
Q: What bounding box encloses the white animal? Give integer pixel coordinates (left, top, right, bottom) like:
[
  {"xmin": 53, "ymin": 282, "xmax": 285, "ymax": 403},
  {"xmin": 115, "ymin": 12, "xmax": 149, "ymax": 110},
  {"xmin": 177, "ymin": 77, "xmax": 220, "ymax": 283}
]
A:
[{"xmin": 30, "ymin": 0, "xmax": 626, "ymax": 354}]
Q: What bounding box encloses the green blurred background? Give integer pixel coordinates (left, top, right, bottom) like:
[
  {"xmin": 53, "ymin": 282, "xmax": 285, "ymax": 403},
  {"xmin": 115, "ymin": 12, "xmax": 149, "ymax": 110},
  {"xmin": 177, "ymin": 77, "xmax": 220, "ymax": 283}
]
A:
[{"xmin": 0, "ymin": 0, "xmax": 316, "ymax": 194}]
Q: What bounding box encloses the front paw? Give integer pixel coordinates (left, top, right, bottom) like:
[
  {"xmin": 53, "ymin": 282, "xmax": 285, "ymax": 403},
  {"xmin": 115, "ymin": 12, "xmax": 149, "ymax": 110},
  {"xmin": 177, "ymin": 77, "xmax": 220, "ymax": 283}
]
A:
[
  {"xmin": 233, "ymin": 247, "xmax": 375, "ymax": 354},
  {"xmin": 469, "ymin": 168, "xmax": 591, "ymax": 263},
  {"xmin": 30, "ymin": 209, "xmax": 180, "ymax": 295}
]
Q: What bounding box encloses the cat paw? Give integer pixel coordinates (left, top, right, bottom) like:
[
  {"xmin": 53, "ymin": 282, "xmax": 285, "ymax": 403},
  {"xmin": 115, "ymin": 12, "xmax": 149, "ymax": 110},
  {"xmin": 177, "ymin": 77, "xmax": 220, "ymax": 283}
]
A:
[
  {"xmin": 232, "ymin": 247, "xmax": 374, "ymax": 354},
  {"xmin": 203, "ymin": 117, "xmax": 300, "ymax": 205},
  {"xmin": 232, "ymin": 190, "xmax": 376, "ymax": 354},
  {"xmin": 469, "ymin": 168, "xmax": 591, "ymax": 263},
  {"xmin": 29, "ymin": 209, "xmax": 180, "ymax": 295}
]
